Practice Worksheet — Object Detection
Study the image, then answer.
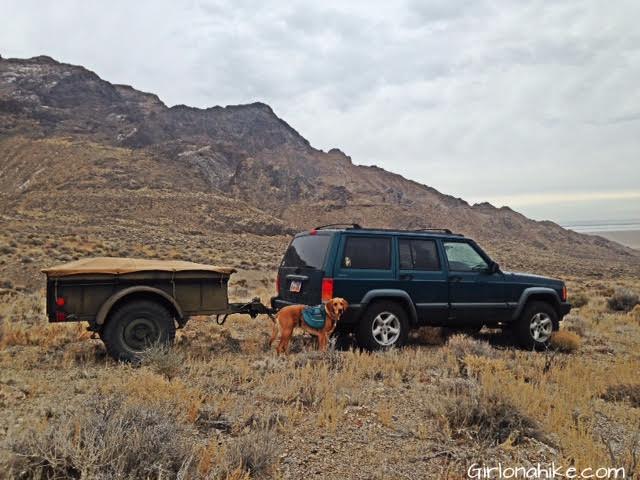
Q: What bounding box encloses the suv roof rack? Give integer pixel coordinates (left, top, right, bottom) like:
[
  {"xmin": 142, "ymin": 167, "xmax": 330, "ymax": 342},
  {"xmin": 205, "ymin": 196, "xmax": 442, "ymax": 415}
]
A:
[
  {"xmin": 414, "ymin": 228, "xmax": 453, "ymax": 234},
  {"xmin": 311, "ymin": 224, "xmax": 463, "ymax": 236},
  {"xmin": 314, "ymin": 223, "xmax": 362, "ymax": 230}
]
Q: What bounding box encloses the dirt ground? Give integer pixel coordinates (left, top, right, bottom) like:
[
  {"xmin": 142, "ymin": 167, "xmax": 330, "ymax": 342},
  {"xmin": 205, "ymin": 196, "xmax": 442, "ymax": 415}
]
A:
[{"xmin": 1, "ymin": 271, "xmax": 639, "ymax": 479}]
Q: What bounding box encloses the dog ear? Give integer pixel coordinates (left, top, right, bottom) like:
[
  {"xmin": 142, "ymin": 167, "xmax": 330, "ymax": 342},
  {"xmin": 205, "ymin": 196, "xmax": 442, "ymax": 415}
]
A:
[{"xmin": 340, "ymin": 298, "xmax": 349, "ymax": 310}]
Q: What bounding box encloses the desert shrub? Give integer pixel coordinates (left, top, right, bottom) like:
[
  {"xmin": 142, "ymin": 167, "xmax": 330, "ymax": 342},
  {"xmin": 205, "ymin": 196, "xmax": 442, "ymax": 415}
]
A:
[
  {"xmin": 294, "ymin": 347, "xmax": 344, "ymax": 372},
  {"xmin": 549, "ymin": 331, "xmax": 581, "ymax": 353},
  {"xmin": 8, "ymin": 395, "xmax": 198, "ymax": 479},
  {"xmin": 217, "ymin": 329, "xmax": 242, "ymax": 353},
  {"xmin": 0, "ymin": 279, "xmax": 14, "ymax": 289},
  {"xmin": 607, "ymin": 288, "xmax": 640, "ymax": 312},
  {"xmin": 570, "ymin": 292, "xmax": 589, "ymax": 308},
  {"xmin": 445, "ymin": 384, "xmax": 542, "ymax": 445},
  {"xmin": 0, "ymin": 245, "xmax": 16, "ymax": 255},
  {"xmin": 139, "ymin": 342, "xmax": 184, "ymax": 380},
  {"xmin": 446, "ymin": 334, "xmax": 496, "ymax": 360},
  {"xmin": 62, "ymin": 340, "xmax": 106, "ymax": 365},
  {"xmin": 411, "ymin": 326, "xmax": 446, "ymax": 346},
  {"xmin": 225, "ymin": 429, "xmax": 278, "ymax": 478},
  {"xmin": 601, "ymin": 384, "xmax": 640, "ymax": 408},
  {"xmin": 564, "ymin": 314, "xmax": 588, "ymax": 336}
]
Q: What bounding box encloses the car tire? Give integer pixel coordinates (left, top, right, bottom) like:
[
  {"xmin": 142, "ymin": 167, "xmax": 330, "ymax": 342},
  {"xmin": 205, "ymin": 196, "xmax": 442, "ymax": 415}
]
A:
[
  {"xmin": 515, "ymin": 301, "xmax": 558, "ymax": 350},
  {"xmin": 356, "ymin": 301, "xmax": 409, "ymax": 350},
  {"xmin": 101, "ymin": 299, "xmax": 176, "ymax": 362}
]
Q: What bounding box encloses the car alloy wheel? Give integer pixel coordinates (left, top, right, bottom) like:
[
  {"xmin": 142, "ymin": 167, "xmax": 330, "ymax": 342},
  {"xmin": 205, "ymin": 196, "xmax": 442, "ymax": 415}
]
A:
[
  {"xmin": 372, "ymin": 311, "xmax": 401, "ymax": 346},
  {"xmin": 529, "ymin": 312, "xmax": 553, "ymax": 342}
]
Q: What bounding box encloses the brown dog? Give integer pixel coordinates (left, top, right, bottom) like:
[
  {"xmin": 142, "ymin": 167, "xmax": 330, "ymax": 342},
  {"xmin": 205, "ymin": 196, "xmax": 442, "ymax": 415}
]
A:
[{"xmin": 269, "ymin": 298, "xmax": 349, "ymax": 354}]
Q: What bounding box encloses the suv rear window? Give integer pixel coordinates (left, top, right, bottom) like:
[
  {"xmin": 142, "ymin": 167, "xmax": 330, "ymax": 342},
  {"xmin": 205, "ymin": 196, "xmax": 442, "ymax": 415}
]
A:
[
  {"xmin": 399, "ymin": 239, "xmax": 440, "ymax": 271},
  {"xmin": 342, "ymin": 236, "xmax": 391, "ymax": 270},
  {"xmin": 281, "ymin": 235, "xmax": 331, "ymax": 269}
]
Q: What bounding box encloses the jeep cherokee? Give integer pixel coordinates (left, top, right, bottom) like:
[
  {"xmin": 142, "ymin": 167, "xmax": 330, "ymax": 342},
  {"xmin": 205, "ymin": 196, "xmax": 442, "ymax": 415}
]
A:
[{"xmin": 272, "ymin": 224, "xmax": 571, "ymax": 350}]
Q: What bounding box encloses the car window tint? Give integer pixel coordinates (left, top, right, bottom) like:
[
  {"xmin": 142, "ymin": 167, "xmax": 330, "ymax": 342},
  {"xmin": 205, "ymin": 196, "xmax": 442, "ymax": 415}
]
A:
[
  {"xmin": 399, "ymin": 240, "xmax": 413, "ymax": 269},
  {"xmin": 343, "ymin": 237, "xmax": 391, "ymax": 270},
  {"xmin": 412, "ymin": 239, "xmax": 441, "ymax": 270},
  {"xmin": 281, "ymin": 235, "xmax": 331, "ymax": 269},
  {"xmin": 399, "ymin": 239, "xmax": 440, "ymax": 271},
  {"xmin": 443, "ymin": 242, "xmax": 488, "ymax": 272}
]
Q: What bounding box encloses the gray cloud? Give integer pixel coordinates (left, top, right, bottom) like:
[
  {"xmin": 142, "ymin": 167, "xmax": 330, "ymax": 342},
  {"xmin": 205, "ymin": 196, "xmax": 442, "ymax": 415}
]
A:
[{"xmin": 1, "ymin": 0, "xmax": 639, "ymax": 223}]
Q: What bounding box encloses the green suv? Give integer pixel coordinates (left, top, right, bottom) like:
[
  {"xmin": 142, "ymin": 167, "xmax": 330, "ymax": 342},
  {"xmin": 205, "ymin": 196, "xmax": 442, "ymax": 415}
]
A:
[{"xmin": 272, "ymin": 224, "xmax": 571, "ymax": 350}]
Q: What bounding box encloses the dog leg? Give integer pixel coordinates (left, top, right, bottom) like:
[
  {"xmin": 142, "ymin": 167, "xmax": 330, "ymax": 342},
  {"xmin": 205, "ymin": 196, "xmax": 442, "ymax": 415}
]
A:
[
  {"xmin": 277, "ymin": 325, "xmax": 293, "ymax": 355},
  {"xmin": 269, "ymin": 318, "xmax": 279, "ymax": 347},
  {"xmin": 318, "ymin": 333, "xmax": 328, "ymax": 352}
]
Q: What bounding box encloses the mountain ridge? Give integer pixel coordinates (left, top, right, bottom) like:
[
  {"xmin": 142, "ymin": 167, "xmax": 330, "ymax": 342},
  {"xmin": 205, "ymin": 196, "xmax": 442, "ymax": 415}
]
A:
[{"xmin": 1, "ymin": 54, "xmax": 638, "ymax": 284}]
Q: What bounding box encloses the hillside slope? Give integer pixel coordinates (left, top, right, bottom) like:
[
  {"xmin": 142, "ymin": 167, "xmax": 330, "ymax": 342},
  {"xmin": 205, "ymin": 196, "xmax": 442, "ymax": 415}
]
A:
[{"xmin": 1, "ymin": 54, "xmax": 638, "ymax": 285}]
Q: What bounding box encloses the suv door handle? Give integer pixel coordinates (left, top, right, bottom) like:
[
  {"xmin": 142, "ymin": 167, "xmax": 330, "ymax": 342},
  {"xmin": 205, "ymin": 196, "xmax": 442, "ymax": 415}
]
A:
[
  {"xmin": 399, "ymin": 273, "xmax": 413, "ymax": 280},
  {"xmin": 449, "ymin": 275, "xmax": 462, "ymax": 282}
]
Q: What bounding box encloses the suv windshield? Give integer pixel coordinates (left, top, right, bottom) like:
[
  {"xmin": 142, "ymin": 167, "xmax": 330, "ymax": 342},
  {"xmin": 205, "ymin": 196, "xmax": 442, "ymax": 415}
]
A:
[{"xmin": 281, "ymin": 235, "xmax": 330, "ymax": 269}]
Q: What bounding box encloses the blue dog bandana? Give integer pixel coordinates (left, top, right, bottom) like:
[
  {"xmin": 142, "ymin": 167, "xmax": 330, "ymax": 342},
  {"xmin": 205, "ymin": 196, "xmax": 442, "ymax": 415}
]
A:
[{"xmin": 302, "ymin": 304, "xmax": 326, "ymax": 329}]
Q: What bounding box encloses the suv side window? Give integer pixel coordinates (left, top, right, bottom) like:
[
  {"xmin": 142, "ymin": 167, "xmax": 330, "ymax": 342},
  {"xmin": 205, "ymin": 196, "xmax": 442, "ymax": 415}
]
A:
[
  {"xmin": 399, "ymin": 239, "xmax": 440, "ymax": 271},
  {"xmin": 342, "ymin": 236, "xmax": 391, "ymax": 270},
  {"xmin": 443, "ymin": 241, "xmax": 488, "ymax": 272}
]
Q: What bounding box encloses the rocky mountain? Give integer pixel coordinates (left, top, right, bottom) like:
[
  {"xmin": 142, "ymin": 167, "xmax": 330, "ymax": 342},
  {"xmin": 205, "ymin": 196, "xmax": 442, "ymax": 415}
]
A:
[{"xmin": 1, "ymin": 54, "xmax": 638, "ymax": 284}]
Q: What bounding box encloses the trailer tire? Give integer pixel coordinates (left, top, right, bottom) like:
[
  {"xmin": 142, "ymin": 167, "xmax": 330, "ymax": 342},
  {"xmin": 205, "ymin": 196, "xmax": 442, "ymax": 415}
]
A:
[{"xmin": 101, "ymin": 299, "xmax": 175, "ymax": 362}]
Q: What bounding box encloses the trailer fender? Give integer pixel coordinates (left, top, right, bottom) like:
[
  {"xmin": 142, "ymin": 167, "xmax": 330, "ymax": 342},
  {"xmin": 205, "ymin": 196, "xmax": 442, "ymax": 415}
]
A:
[{"xmin": 96, "ymin": 286, "xmax": 184, "ymax": 326}]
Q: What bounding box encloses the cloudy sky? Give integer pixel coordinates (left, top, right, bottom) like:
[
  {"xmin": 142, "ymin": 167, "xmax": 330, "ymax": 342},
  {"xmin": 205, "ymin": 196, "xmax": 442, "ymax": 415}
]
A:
[{"xmin": 2, "ymin": 0, "xmax": 639, "ymax": 225}]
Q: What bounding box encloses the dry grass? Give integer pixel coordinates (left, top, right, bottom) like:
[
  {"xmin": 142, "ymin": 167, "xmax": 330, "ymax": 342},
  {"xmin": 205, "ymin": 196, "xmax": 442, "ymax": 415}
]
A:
[
  {"xmin": 563, "ymin": 314, "xmax": 588, "ymax": 336},
  {"xmin": 7, "ymin": 394, "xmax": 198, "ymax": 479},
  {"xmin": 139, "ymin": 342, "xmax": 185, "ymax": 380},
  {"xmin": 550, "ymin": 330, "xmax": 581, "ymax": 353},
  {"xmin": 1, "ymin": 277, "xmax": 640, "ymax": 478},
  {"xmin": 446, "ymin": 333, "xmax": 496, "ymax": 361},
  {"xmin": 443, "ymin": 381, "xmax": 543, "ymax": 445},
  {"xmin": 225, "ymin": 429, "xmax": 278, "ymax": 479}
]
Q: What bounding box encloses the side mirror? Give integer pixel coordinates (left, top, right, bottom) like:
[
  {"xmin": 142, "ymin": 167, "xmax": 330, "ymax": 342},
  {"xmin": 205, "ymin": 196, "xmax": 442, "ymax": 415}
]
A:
[{"xmin": 489, "ymin": 262, "xmax": 500, "ymax": 274}]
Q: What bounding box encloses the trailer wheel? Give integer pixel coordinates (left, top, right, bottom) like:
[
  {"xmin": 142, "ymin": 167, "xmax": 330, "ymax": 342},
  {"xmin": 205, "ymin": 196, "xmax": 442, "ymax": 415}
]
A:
[{"xmin": 101, "ymin": 299, "xmax": 175, "ymax": 362}]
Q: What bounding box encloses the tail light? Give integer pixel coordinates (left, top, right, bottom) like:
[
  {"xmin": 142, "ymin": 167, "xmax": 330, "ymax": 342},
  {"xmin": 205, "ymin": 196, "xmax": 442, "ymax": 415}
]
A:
[
  {"xmin": 562, "ymin": 285, "xmax": 567, "ymax": 302},
  {"xmin": 321, "ymin": 278, "xmax": 334, "ymax": 302},
  {"xmin": 54, "ymin": 297, "xmax": 66, "ymax": 321}
]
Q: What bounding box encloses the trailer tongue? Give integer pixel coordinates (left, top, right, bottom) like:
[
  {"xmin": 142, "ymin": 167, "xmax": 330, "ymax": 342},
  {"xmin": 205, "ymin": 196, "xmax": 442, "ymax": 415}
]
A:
[{"xmin": 43, "ymin": 257, "xmax": 275, "ymax": 361}]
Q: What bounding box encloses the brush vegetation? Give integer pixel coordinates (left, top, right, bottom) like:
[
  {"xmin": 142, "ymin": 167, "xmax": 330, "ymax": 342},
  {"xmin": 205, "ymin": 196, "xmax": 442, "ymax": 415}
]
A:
[{"xmin": 1, "ymin": 275, "xmax": 639, "ymax": 478}]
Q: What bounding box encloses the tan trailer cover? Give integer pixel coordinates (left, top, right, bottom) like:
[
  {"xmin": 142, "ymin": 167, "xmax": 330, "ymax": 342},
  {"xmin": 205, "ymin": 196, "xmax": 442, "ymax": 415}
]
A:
[{"xmin": 42, "ymin": 257, "xmax": 236, "ymax": 278}]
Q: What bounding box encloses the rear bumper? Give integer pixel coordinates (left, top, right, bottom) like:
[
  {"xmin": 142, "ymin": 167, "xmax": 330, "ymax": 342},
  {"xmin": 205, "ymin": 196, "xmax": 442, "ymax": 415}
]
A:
[{"xmin": 559, "ymin": 302, "xmax": 571, "ymax": 318}]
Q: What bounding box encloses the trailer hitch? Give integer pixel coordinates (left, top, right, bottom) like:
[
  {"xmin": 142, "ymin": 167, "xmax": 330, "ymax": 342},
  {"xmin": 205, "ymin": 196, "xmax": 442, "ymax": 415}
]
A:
[{"xmin": 215, "ymin": 297, "xmax": 276, "ymax": 325}]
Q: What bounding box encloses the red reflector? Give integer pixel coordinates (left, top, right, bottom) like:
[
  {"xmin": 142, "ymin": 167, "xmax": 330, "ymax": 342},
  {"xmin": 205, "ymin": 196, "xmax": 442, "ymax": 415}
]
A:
[
  {"xmin": 321, "ymin": 278, "xmax": 334, "ymax": 302},
  {"xmin": 56, "ymin": 311, "xmax": 67, "ymax": 322},
  {"xmin": 562, "ymin": 285, "xmax": 567, "ymax": 302},
  {"xmin": 309, "ymin": 229, "xmax": 318, "ymax": 236},
  {"xmin": 55, "ymin": 297, "xmax": 65, "ymax": 307}
]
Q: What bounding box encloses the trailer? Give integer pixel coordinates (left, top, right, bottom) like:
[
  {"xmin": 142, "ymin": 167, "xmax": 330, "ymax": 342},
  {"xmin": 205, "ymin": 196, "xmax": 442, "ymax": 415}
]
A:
[{"xmin": 43, "ymin": 257, "xmax": 275, "ymax": 361}]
